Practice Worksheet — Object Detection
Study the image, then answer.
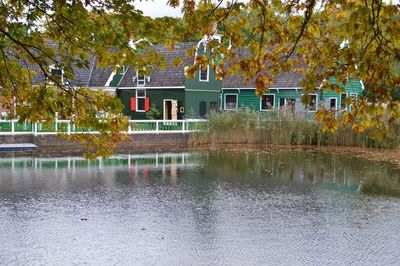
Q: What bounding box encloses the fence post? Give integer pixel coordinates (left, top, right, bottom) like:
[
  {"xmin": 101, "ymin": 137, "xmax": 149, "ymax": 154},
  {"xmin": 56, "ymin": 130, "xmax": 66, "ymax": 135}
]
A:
[
  {"xmin": 33, "ymin": 123, "xmax": 37, "ymax": 136},
  {"xmin": 67, "ymin": 122, "xmax": 71, "ymax": 135},
  {"xmin": 156, "ymin": 121, "xmax": 159, "ymax": 134},
  {"xmin": 182, "ymin": 120, "xmax": 185, "ymax": 133},
  {"xmin": 128, "ymin": 123, "xmax": 132, "ymax": 134},
  {"xmin": 55, "ymin": 120, "xmax": 58, "ymax": 132},
  {"xmin": 11, "ymin": 120, "xmax": 15, "ymax": 134}
]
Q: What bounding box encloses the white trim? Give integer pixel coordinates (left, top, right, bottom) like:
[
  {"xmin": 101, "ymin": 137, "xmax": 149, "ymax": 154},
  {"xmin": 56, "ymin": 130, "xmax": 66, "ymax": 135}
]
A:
[
  {"xmin": 163, "ymin": 99, "xmax": 178, "ymax": 120},
  {"xmin": 328, "ymin": 97, "xmax": 338, "ymax": 110},
  {"xmin": 48, "ymin": 65, "xmax": 65, "ymax": 84},
  {"xmin": 117, "ymin": 86, "xmax": 184, "ymax": 90},
  {"xmin": 224, "ymin": 93, "xmax": 238, "ymax": 110},
  {"xmin": 199, "ymin": 65, "xmax": 209, "ymax": 82},
  {"xmin": 185, "ymin": 89, "xmax": 220, "ymax": 93},
  {"xmin": 260, "ymin": 94, "xmax": 275, "ymax": 111},
  {"xmin": 136, "ymin": 89, "xmax": 146, "ymax": 112},
  {"xmin": 222, "ymin": 87, "xmax": 302, "ymax": 91},
  {"xmin": 136, "ymin": 70, "xmax": 146, "ymax": 86},
  {"xmin": 359, "ymin": 80, "xmax": 365, "ymax": 91}
]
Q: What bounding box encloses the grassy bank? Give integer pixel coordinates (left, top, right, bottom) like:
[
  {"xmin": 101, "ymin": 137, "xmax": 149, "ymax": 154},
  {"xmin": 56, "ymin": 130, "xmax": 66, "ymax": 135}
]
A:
[{"xmin": 189, "ymin": 110, "xmax": 400, "ymax": 149}]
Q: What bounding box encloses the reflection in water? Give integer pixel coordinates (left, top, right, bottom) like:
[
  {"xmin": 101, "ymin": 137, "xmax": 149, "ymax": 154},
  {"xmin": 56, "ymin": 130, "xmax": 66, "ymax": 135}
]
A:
[{"xmin": 0, "ymin": 150, "xmax": 400, "ymax": 265}]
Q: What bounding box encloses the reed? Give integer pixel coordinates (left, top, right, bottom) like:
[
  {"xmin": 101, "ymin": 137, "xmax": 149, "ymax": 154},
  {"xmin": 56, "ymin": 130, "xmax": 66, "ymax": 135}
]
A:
[{"xmin": 189, "ymin": 110, "xmax": 400, "ymax": 149}]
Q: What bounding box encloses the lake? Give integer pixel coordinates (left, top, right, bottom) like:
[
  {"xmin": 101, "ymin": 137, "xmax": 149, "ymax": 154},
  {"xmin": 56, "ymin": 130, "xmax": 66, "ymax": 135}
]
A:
[{"xmin": 1, "ymin": 150, "xmax": 400, "ymax": 265}]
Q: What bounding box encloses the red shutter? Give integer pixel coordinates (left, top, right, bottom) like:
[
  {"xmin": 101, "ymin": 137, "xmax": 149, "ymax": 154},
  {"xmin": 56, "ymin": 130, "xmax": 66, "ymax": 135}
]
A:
[
  {"xmin": 145, "ymin": 97, "xmax": 150, "ymax": 111},
  {"xmin": 131, "ymin": 97, "xmax": 136, "ymax": 111}
]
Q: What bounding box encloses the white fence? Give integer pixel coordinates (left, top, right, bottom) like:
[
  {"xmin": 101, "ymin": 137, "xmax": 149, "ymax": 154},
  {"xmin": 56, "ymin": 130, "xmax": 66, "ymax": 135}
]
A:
[{"xmin": 0, "ymin": 119, "xmax": 208, "ymax": 135}]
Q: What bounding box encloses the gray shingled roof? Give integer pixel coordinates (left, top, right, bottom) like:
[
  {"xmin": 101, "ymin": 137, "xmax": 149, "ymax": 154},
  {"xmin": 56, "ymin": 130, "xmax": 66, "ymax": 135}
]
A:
[
  {"xmin": 118, "ymin": 42, "xmax": 195, "ymax": 87},
  {"xmin": 222, "ymin": 48, "xmax": 305, "ymax": 88},
  {"xmin": 22, "ymin": 41, "xmax": 306, "ymax": 89},
  {"xmin": 222, "ymin": 71, "xmax": 304, "ymax": 88},
  {"xmin": 15, "ymin": 41, "xmax": 112, "ymax": 88}
]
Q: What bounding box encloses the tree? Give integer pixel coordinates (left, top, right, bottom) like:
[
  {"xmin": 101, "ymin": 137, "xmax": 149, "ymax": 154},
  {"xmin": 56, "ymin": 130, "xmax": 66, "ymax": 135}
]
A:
[
  {"xmin": 1, "ymin": 0, "xmax": 400, "ymax": 157},
  {"xmin": 182, "ymin": 0, "xmax": 400, "ymax": 137},
  {"xmin": 0, "ymin": 0, "xmax": 184, "ymax": 158}
]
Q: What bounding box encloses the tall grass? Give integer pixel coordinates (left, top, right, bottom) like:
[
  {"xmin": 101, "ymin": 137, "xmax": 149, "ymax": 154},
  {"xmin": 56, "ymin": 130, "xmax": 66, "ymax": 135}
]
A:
[{"xmin": 189, "ymin": 110, "xmax": 400, "ymax": 149}]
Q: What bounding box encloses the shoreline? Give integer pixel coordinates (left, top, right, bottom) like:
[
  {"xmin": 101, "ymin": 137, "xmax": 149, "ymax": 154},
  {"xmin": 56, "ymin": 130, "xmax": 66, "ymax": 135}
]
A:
[
  {"xmin": 190, "ymin": 144, "xmax": 400, "ymax": 168},
  {"xmin": 1, "ymin": 141, "xmax": 399, "ymax": 169}
]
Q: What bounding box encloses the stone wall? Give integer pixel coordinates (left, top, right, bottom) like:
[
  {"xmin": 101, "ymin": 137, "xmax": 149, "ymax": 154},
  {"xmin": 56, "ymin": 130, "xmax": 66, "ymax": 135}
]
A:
[{"xmin": 0, "ymin": 133, "xmax": 190, "ymax": 156}]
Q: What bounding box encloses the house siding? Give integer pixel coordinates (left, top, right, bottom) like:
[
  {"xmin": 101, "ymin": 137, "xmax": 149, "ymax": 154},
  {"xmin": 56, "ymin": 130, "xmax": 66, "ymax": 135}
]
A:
[
  {"xmin": 118, "ymin": 89, "xmax": 185, "ymax": 120},
  {"xmin": 221, "ymin": 79, "xmax": 363, "ymax": 118}
]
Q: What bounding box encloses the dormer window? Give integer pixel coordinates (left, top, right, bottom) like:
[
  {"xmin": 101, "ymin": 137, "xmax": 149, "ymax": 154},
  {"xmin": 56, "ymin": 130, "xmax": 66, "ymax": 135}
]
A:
[
  {"xmin": 137, "ymin": 70, "xmax": 146, "ymax": 86},
  {"xmin": 199, "ymin": 65, "xmax": 209, "ymax": 82},
  {"xmin": 49, "ymin": 65, "xmax": 64, "ymax": 84}
]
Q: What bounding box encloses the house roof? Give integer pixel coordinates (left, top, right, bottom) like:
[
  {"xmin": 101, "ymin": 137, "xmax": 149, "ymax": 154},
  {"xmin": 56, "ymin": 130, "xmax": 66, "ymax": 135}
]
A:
[
  {"xmin": 22, "ymin": 41, "xmax": 307, "ymax": 89},
  {"xmin": 118, "ymin": 42, "xmax": 196, "ymax": 88},
  {"xmin": 222, "ymin": 48, "xmax": 305, "ymax": 89},
  {"xmin": 222, "ymin": 71, "xmax": 304, "ymax": 89}
]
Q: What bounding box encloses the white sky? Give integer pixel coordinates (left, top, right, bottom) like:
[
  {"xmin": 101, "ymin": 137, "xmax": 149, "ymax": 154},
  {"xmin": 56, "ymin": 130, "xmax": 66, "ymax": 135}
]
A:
[
  {"xmin": 135, "ymin": 0, "xmax": 183, "ymax": 18},
  {"xmin": 135, "ymin": 0, "xmax": 400, "ymax": 18}
]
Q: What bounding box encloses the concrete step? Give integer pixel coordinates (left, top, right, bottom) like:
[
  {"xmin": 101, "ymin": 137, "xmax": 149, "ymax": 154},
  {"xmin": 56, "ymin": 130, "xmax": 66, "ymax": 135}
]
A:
[{"xmin": 0, "ymin": 143, "xmax": 38, "ymax": 152}]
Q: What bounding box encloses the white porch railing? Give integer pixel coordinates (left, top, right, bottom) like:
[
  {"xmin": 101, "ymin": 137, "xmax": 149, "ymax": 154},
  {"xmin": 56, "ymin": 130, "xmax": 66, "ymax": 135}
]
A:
[{"xmin": 0, "ymin": 119, "xmax": 208, "ymax": 136}]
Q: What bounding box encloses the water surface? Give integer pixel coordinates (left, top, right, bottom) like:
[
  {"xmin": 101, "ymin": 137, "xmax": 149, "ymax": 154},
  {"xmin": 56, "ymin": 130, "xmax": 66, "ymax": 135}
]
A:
[{"xmin": 0, "ymin": 150, "xmax": 400, "ymax": 265}]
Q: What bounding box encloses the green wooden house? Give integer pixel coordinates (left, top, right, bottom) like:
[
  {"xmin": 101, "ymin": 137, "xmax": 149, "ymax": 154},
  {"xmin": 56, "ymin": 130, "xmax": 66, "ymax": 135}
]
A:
[
  {"xmin": 221, "ymin": 70, "xmax": 364, "ymax": 119},
  {"xmin": 106, "ymin": 41, "xmax": 221, "ymax": 120},
  {"xmin": 18, "ymin": 40, "xmax": 364, "ymax": 121},
  {"xmin": 111, "ymin": 39, "xmax": 363, "ymax": 120}
]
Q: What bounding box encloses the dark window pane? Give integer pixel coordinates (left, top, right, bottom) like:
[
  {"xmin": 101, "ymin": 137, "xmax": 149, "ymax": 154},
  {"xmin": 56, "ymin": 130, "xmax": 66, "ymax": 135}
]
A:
[
  {"xmin": 200, "ymin": 66, "xmax": 208, "ymax": 81},
  {"xmin": 51, "ymin": 68, "xmax": 62, "ymax": 79},
  {"xmin": 330, "ymin": 98, "xmax": 336, "ymax": 109},
  {"xmin": 261, "ymin": 95, "xmax": 274, "ymax": 110},
  {"xmin": 225, "ymin": 95, "xmax": 237, "ymax": 110},
  {"xmin": 137, "ymin": 98, "xmax": 145, "ymax": 111},
  {"xmin": 137, "ymin": 90, "xmax": 145, "ymax": 97}
]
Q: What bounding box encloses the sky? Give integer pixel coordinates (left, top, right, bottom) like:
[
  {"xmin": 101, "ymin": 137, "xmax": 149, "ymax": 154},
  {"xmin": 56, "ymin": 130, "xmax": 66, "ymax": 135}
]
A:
[
  {"xmin": 135, "ymin": 0, "xmax": 183, "ymax": 18},
  {"xmin": 135, "ymin": 0, "xmax": 400, "ymax": 18}
]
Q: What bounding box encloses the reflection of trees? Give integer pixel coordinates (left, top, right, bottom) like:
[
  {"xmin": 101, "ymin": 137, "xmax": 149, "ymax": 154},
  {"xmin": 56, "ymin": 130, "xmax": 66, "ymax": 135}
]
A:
[{"xmin": 200, "ymin": 150, "xmax": 400, "ymax": 197}]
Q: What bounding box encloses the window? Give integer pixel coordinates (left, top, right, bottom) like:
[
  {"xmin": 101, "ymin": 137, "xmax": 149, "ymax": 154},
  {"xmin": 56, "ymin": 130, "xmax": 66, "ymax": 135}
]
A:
[
  {"xmin": 199, "ymin": 65, "xmax": 209, "ymax": 82},
  {"xmin": 340, "ymin": 93, "xmax": 347, "ymax": 110},
  {"xmin": 261, "ymin": 94, "xmax": 275, "ymax": 111},
  {"xmin": 308, "ymin": 94, "xmax": 317, "ymax": 111},
  {"xmin": 137, "ymin": 70, "xmax": 146, "ymax": 86},
  {"xmin": 329, "ymin": 98, "xmax": 337, "ymax": 110},
  {"xmin": 49, "ymin": 66, "xmax": 64, "ymax": 84},
  {"xmin": 136, "ymin": 89, "xmax": 146, "ymax": 112},
  {"xmin": 225, "ymin": 94, "xmax": 238, "ymax": 110}
]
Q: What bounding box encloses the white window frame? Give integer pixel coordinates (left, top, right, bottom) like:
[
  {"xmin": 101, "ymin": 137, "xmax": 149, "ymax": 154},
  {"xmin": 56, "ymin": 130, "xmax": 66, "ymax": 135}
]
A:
[
  {"xmin": 329, "ymin": 97, "xmax": 338, "ymax": 110},
  {"xmin": 49, "ymin": 65, "xmax": 64, "ymax": 84},
  {"xmin": 199, "ymin": 65, "xmax": 209, "ymax": 82},
  {"xmin": 136, "ymin": 89, "xmax": 146, "ymax": 112},
  {"xmin": 260, "ymin": 94, "xmax": 275, "ymax": 111},
  {"xmin": 136, "ymin": 70, "xmax": 146, "ymax": 86},
  {"xmin": 302, "ymin": 94, "xmax": 318, "ymax": 112},
  {"xmin": 224, "ymin": 94, "xmax": 238, "ymax": 111}
]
